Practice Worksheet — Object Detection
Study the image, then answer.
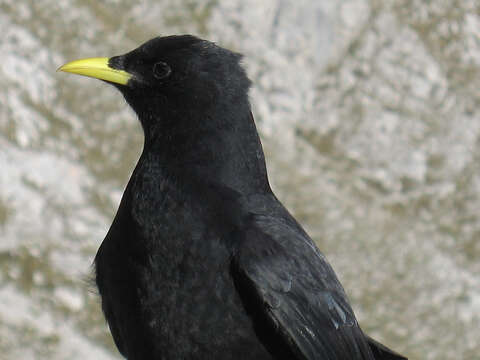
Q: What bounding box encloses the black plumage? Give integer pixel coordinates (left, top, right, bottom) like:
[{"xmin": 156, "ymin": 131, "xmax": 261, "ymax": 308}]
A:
[{"xmin": 62, "ymin": 35, "xmax": 407, "ymax": 360}]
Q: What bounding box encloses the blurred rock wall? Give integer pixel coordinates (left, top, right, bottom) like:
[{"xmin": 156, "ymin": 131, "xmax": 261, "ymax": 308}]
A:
[{"xmin": 0, "ymin": 1, "xmax": 479, "ymax": 359}]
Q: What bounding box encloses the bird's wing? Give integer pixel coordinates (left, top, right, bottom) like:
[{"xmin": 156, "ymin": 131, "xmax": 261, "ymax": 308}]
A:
[{"xmin": 231, "ymin": 215, "xmax": 375, "ymax": 360}]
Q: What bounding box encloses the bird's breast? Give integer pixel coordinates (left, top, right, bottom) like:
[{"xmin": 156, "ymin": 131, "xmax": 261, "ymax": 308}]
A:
[{"xmin": 95, "ymin": 161, "xmax": 275, "ymax": 358}]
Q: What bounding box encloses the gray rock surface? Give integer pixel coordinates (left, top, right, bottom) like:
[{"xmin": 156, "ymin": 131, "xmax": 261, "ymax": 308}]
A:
[{"xmin": 1, "ymin": 1, "xmax": 479, "ymax": 359}]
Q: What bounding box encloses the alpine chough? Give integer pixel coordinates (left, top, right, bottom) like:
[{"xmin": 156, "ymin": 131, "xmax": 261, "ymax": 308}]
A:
[{"xmin": 59, "ymin": 35, "xmax": 407, "ymax": 360}]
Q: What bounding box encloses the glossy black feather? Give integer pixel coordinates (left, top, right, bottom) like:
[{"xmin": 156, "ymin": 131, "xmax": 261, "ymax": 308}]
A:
[
  {"xmin": 90, "ymin": 35, "xmax": 407, "ymax": 360},
  {"xmin": 232, "ymin": 211, "xmax": 373, "ymax": 360}
]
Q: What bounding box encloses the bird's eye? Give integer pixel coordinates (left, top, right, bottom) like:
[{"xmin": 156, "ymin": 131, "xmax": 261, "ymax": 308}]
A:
[{"xmin": 153, "ymin": 61, "xmax": 171, "ymax": 80}]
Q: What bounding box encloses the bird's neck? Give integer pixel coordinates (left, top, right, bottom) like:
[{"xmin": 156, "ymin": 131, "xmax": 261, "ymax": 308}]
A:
[{"xmin": 139, "ymin": 108, "xmax": 270, "ymax": 195}]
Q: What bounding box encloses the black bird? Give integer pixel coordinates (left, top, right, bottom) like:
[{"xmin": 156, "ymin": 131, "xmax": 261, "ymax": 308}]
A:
[{"xmin": 59, "ymin": 35, "xmax": 407, "ymax": 360}]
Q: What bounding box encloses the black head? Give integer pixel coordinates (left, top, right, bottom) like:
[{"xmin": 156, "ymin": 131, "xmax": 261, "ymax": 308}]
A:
[
  {"xmin": 107, "ymin": 35, "xmax": 252, "ymax": 132},
  {"xmin": 59, "ymin": 35, "xmax": 268, "ymax": 194}
]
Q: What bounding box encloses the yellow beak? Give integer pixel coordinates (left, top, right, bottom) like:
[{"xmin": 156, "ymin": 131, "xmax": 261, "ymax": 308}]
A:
[{"xmin": 58, "ymin": 57, "xmax": 132, "ymax": 85}]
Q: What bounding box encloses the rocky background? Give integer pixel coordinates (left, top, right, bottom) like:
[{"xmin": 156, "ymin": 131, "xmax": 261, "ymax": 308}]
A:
[{"xmin": 1, "ymin": 1, "xmax": 479, "ymax": 359}]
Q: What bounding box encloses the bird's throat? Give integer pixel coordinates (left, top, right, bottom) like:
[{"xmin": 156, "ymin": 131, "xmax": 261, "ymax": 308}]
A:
[{"xmin": 140, "ymin": 110, "xmax": 270, "ymax": 196}]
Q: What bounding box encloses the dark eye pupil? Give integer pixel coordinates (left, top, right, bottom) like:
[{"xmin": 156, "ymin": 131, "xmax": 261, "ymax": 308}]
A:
[{"xmin": 153, "ymin": 62, "xmax": 171, "ymax": 79}]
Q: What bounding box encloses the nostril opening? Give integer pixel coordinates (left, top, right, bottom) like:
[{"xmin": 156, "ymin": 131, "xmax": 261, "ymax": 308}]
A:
[{"xmin": 109, "ymin": 56, "xmax": 124, "ymax": 70}]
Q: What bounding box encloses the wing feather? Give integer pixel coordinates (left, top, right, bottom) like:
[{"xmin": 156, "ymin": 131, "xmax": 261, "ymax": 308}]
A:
[{"xmin": 232, "ymin": 215, "xmax": 375, "ymax": 360}]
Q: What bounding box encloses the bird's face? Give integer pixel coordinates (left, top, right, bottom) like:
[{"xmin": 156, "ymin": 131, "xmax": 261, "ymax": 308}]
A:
[
  {"xmin": 108, "ymin": 36, "xmax": 203, "ymax": 91},
  {"xmin": 59, "ymin": 35, "xmax": 251, "ymax": 128}
]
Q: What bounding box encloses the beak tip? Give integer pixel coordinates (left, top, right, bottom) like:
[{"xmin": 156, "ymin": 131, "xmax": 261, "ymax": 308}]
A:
[{"xmin": 57, "ymin": 62, "xmax": 72, "ymax": 73}]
